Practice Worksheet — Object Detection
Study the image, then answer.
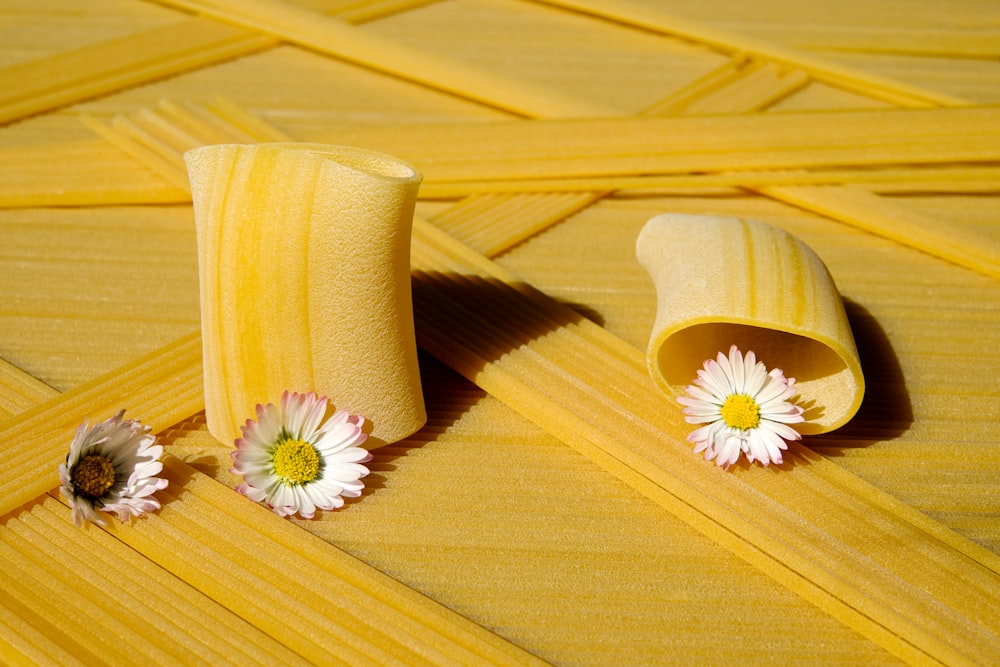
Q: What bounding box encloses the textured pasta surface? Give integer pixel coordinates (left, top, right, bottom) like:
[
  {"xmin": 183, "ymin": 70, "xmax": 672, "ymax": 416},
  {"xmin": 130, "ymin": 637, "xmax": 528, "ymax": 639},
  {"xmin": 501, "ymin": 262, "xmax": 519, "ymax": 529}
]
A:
[{"xmin": 1, "ymin": 1, "xmax": 998, "ymax": 665}]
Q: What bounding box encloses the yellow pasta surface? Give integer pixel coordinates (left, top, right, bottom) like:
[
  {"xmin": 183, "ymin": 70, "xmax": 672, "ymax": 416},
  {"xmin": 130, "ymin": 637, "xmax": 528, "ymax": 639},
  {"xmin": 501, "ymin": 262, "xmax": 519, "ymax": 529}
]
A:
[{"xmin": 1, "ymin": 0, "xmax": 998, "ymax": 665}]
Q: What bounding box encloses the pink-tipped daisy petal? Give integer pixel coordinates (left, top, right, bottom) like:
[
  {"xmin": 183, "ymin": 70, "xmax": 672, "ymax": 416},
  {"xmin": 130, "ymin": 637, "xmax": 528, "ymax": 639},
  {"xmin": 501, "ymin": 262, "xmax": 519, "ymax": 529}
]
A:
[
  {"xmin": 58, "ymin": 410, "xmax": 168, "ymax": 527},
  {"xmin": 678, "ymin": 345, "xmax": 805, "ymax": 471},
  {"xmin": 230, "ymin": 391, "xmax": 372, "ymax": 519}
]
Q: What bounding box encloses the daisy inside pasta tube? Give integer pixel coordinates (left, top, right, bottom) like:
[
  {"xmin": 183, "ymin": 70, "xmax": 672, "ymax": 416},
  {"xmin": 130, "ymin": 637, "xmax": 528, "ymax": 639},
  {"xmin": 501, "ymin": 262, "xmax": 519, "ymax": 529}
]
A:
[
  {"xmin": 678, "ymin": 345, "xmax": 804, "ymax": 469},
  {"xmin": 636, "ymin": 213, "xmax": 865, "ymax": 465}
]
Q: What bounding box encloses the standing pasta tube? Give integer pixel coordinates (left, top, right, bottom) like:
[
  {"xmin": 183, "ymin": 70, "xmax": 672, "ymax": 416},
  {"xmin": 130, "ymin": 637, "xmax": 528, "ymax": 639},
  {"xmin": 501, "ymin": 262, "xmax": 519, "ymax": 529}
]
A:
[
  {"xmin": 185, "ymin": 143, "xmax": 425, "ymax": 447},
  {"xmin": 636, "ymin": 213, "xmax": 864, "ymax": 435}
]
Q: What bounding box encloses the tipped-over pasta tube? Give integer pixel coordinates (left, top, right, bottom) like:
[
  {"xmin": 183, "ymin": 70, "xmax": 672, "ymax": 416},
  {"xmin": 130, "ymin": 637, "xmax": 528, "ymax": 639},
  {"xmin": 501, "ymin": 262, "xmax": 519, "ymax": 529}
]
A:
[
  {"xmin": 636, "ymin": 213, "xmax": 864, "ymax": 434},
  {"xmin": 185, "ymin": 143, "xmax": 426, "ymax": 447}
]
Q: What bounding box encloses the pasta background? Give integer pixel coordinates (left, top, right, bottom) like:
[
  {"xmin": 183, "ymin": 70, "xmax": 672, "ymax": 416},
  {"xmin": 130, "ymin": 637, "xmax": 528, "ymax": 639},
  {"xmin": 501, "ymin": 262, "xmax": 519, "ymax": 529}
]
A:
[{"xmin": 1, "ymin": 0, "xmax": 999, "ymax": 664}]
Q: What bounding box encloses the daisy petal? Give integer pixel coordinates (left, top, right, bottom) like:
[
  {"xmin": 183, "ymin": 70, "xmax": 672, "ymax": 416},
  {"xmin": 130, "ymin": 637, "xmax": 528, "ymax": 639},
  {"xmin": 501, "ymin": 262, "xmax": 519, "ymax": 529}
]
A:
[
  {"xmin": 678, "ymin": 346, "xmax": 804, "ymax": 471},
  {"xmin": 59, "ymin": 411, "xmax": 167, "ymax": 527},
  {"xmin": 231, "ymin": 392, "xmax": 372, "ymax": 519}
]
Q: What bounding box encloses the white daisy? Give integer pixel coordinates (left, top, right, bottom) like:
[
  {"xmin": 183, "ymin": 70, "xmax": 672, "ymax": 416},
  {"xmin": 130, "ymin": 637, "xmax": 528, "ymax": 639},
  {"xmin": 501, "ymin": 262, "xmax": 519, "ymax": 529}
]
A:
[
  {"xmin": 231, "ymin": 391, "xmax": 372, "ymax": 519},
  {"xmin": 677, "ymin": 345, "xmax": 805, "ymax": 470},
  {"xmin": 58, "ymin": 410, "xmax": 168, "ymax": 527}
]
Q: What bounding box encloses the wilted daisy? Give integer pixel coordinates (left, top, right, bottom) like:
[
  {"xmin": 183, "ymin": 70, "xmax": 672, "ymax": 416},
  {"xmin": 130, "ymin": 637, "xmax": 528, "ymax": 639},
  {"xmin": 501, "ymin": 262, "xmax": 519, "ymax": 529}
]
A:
[
  {"xmin": 231, "ymin": 391, "xmax": 372, "ymax": 519},
  {"xmin": 58, "ymin": 410, "xmax": 168, "ymax": 527},
  {"xmin": 677, "ymin": 345, "xmax": 805, "ymax": 470}
]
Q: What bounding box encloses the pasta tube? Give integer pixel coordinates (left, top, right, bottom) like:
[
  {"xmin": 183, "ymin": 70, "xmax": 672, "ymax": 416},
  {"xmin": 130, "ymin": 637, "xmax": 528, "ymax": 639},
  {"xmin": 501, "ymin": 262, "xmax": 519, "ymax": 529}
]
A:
[
  {"xmin": 636, "ymin": 213, "xmax": 864, "ymax": 434},
  {"xmin": 185, "ymin": 143, "xmax": 426, "ymax": 447}
]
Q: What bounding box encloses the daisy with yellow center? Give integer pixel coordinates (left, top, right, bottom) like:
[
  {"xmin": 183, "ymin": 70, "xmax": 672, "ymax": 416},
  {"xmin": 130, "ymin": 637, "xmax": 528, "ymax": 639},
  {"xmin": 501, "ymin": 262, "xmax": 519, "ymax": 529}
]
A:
[
  {"xmin": 58, "ymin": 410, "xmax": 168, "ymax": 527},
  {"xmin": 230, "ymin": 391, "xmax": 372, "ymax": 519},
  {"xmin": 677, "ymin": 345, "xmax": 805, "ymax": 470}
]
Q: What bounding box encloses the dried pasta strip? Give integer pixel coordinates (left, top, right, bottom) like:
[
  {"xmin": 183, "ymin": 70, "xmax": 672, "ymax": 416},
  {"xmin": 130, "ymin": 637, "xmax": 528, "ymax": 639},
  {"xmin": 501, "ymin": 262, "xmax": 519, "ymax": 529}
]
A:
[
  {"xmin": 0, "ymin": 0, "xmax": 434, "ymax": 125},
  {"xmin": 80, "ymin": 114, "xmax": 192, "ymax": 191},
  {"xmin": 0, "ymin": 361, "xmax": 540, "ymax": 665},
  {"xmin": 0, "ymin": 359, "xmax": 57, "ymax": 418},
  {"xmin": 205, "ymin": 96, "xmax": 296, "ymax": 141},
  {"xmin": 419, "ymin": 165, "xmax": 1000, "ymax": 197},
  {"xmin": 0, "ymin": 98, "xmax": 280, "ymax": 209},
  {"xmin": 18, "ymin": 103, "xmax": 996, "ymax": 208},
  {"xmin": 428, "ymin": 57, "xmax": 809, "ymax": 255},
  {"xmin": 154, "ymin": 0, "xmax": 618, "ymax": 118},
  {"xmin": 0, "ymin": 570, "xmax": 93, "ymax": 667},
  {"xmin": 0, "ymin": 540, "xmax": 111, "ymax": 665},
  {"xmin": 427, "ymin": 191, "xmax": 603, "ymax": 257},
  {"xmin": 760, "ymin": 184, "xmax": 1000, "ymax": 280},
  {"xmin": 317, "ymin": 106, "xmax": 1000, "ymax": 183},
  {"xmin": 679, "ymin": 62, "xmax": 809, "ymax": 115},
  {"xmin": 2, "ymin": 500, "xmax": 300, "ymax": 665},
  {"xmin": 531, "ymin": 0, "xmax": 965, "ymax": 107},
  {"xmin": 0, "ymin": 19, "xmax": 272, "ymax": 126},
  {"xmin": 29, "ymin": 495, "xmax": 307, "ymax": 664},
  {"xmin": 772, "ymin": 25, "xmax": 1000, "ymax": 59},
  {"xmin": 125, "ymin": 109, "xmax": 206, "ymax": 160},
  {"xmin": 0, "ymin": 523, "xmax": 183, "ymax": 663},
  {"xmin": 0, "ymin": 141, "xmax": 188, "ymax": 208},
  {"xmin": 158, "ymin": 99, "xmax": 260, "ymax": 144},
  {"xmin": 407, "ymin": 218, "xmax": 1000, "ymax": 666},
  {"xmin": 0, "ymin": 332, "xmax": 203, "ymax": 518},
  {"xmin": 77, "ymin": 97, "xmax": 282, "ymax": 193},
  {"xmin": 639, "ymin": 53, "xmax": 752, "ymax": 116},
  {"xmin": 10, "ymin": 134, "xmax": 995, "ymax": 210},
  {"xmin": 127, "ymin": 457, "xmax": 547, "ymax": 665}
]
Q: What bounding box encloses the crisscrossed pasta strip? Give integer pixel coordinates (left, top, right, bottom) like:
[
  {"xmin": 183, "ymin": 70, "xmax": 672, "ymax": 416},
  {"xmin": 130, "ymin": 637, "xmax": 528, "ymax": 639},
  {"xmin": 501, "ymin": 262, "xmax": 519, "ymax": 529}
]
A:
[
  {"xmin": 761, "ymin": 184, "xmax": 1000, "ymax": 280},
  {"xmin": 1, "ymin": 496, "xmax": 307, "ymax": 666},
  {"xmin": 668, "ymin": 61, "xmax": 809, "ymax": 115},
  {"xmin": 8, "ymin": 80, "xmax": 999, "ymax": 664},
  {"xmin": 530, "ymin": 0, "xmax": 965, "ymax": 107},
  {"xmin": 153, "ymin": 0, "xmax": 617, "ymax": 118},
  {"xmin": 0, "ymin": 0, "xmax": 434, "ymax": 125},
  {"xmin": 0, "ymin": 140, "xmax": 189, "ymax": 207},
  {"xmin": 0, "ymin": 351, "xmax": 545, "ymax": 666},
  {"xmin": 312, "ymin": 107, "xmax": 1000, "ymax": 182},
  {"xmin": 0, "ymin": 333, "xmax": 204, "ymax": 516},
  {"xmin": 0, "ymin": 359, "xmax": 57, "ymax": 417},
  {"xmin": 5, "ymin": 138, "xmax": 997, "ymax": 208},
  {"xmin": 718, "ymin": 24, "xmax": 1000, "ymax": 59},
  {"xmin": 0, "ymin": 18, "xmax": 269, "ymax": 126},
  {"xmin": 416, "ymin": 165, "xmax": 1000, "ymax": 197},
  {"xmin": 4, "ymin": 206, "xmax": 998, "ymax": 664},
  {"xmin": 407, "ymin": 218, "xmax": 1000, "ymax": 667},
  {"xmin": 428, "ymin": 191, "xmax": 602, "ymax": 258},
  {"xmin": 428, "ymin": 54, "xmax": 807, "ymax": 256}
]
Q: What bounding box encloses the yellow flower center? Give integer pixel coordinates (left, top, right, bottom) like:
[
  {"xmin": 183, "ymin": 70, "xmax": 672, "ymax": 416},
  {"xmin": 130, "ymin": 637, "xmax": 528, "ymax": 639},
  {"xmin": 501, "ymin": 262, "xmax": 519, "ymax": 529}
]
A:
[
  {"xmin": 271, "ymin": 439, "xmax": 321, "ymax": 485},
  {"xmin": 72, "ymin": 454, "xmax": 117, "ymax": 499},
  {"xmin": 720, "ymin": 394, "xmax": 761, "ymax": 430}
]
